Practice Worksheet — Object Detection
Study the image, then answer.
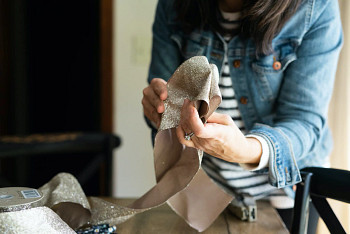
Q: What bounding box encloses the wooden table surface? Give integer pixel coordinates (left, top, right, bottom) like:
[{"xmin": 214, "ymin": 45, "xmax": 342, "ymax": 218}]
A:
[{"xmin": 104, "ymin": 198, "xmax": 289, "ymax": 234}]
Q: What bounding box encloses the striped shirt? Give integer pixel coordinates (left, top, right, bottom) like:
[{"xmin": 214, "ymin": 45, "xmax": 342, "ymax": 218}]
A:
[{"xmin": 201, "ymin": 9, "xmax": 293, "ymax": 208}]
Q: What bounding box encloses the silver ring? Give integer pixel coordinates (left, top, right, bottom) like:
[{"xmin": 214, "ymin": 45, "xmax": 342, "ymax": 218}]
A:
[{"xmin": 184, "ymin": 132, "xmax": 194, "ymax": 141}]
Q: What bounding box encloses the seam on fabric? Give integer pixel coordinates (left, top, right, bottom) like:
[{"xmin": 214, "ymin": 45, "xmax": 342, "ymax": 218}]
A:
[
  {"xmin": 248, "ymin": 128, "xmax": 281, "ymax": 188},
  {"xmin": 274, "ymin": 127, "xmax": 302, "ymax": 184},
  {"xmin": 304, "ymin": 0, "xmax": 314, "ymax": 35}
]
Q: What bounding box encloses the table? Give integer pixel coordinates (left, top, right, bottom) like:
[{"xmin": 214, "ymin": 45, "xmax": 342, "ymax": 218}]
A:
[{"xmin": 105, "ymin": 198, "xmax": 289, "ymax": 233}]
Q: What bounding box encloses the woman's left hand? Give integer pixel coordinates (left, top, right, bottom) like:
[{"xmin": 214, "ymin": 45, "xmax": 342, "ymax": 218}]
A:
[{"xmin": 176, "ymin": 99, "xmax": 262, "ymax": 164}]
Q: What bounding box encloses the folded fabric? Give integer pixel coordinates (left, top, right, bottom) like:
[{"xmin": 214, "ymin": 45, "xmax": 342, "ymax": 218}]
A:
[
  {"xmin": 154, "ymin": 56, "xmax": 233, "ymax": 231},
  {"xmin": 0, "ymin": 56, "xmax": 233, "ymax": 232}
]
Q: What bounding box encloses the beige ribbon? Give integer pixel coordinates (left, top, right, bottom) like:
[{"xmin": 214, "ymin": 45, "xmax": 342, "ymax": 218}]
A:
[
  {"xmin": 0, "ymin": 56, "xmax": 233, "ymax": 233},
  {"xmin": 153, "ymin": 56, "xmax": 233, "ymax": 231}
]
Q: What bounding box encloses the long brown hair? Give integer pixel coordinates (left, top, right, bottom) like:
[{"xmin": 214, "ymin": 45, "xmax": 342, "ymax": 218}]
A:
[{"xmin": 174, "ymin": 0, "xmax": 302, "ymax": 55}]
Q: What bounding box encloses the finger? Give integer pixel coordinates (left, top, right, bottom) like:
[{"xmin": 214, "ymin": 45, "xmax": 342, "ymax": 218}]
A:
[
  {"xmin": 181, "ymin": 100, "xmax": 209, "ymax": 138},
  {"xmin": 176, "ymin": 126, "xmax": 196, "ymax": 148},
  {"xmin": 206, "ymin": 112, "xmax": 234, "ymax": 126},
  {"xmin": 150, "ymin": 78, "xmax": 167, "ymax": 100},
  {"xmin": 142, "ymin": 97, "xmax": 161, "ymax": 126},
  {"xmin": 143, "ymin": 86, "xmax": 165, "ymax": 113},
  {"xmin": 178, "ymin": 99, "xmax": 194, "ymax": 131},
  {"xmin": 190, "ymin": 135, "xmax": 205, "ymax": 151}
]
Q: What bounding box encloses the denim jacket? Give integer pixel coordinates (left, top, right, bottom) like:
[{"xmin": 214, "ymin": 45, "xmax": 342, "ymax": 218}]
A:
[{"xmin": 147, "ymin": 0, "xmax": 343, "ymax": 189}]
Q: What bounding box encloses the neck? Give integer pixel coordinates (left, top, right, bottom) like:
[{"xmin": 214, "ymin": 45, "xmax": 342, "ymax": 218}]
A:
[{"xmin": 218, "ymin": 0, "xmax": 243, "ymax": 12}]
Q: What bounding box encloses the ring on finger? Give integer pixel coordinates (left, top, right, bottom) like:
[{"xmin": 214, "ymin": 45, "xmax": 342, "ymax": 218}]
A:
[{"xmin": 184, "ymin": 132, "xmax": 195, "ymax": 141}]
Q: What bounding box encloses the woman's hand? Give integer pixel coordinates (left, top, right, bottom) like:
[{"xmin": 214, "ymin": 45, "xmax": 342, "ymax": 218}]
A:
[
  {"xmin": 142, "ymin": 78, "xmax": 167, "ymax": 128},
  {"xmin": 176, "ymin": 99, "xmax": 262, "ymax": 164}
]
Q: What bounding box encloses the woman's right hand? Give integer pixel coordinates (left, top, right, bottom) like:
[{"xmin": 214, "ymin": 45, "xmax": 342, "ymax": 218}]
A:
[{"xmin": 142, "ymin": 78, "xmax": 168, "ymax": 128}]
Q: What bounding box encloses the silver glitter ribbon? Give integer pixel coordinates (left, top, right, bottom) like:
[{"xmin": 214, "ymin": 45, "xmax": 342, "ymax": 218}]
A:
[
  {"xmin": 0, "ymin": 206, "xmax": 75, "ymax": 234},
  {"xmin": 155, "ymin": 56, "xmax": 233, "ymax": 231},
  {"xmin": 0, "ymin": 56, "xmax": 233, "ymax": 233}
]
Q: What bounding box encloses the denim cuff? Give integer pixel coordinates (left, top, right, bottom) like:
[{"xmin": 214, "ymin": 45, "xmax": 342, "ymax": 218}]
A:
[{"xmin": 249, "ymin": 123, "xmax": 301, "ymax": 188}]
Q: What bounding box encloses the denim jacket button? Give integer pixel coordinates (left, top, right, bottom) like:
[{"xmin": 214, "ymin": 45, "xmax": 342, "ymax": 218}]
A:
[
  {"xmin": 210, "ymin": 52, "xmax": 223, "ymax": 60},
  {"xmin": 240, "ymin": 96, "xmax": 248, "ymax": 104},
  {"xmin": 233, "ymin": 60, "xmax": 241, "ymax": 68},
  {"xmin": 273, "ymin": 61, "xmax": 281, "ymax": 70}
]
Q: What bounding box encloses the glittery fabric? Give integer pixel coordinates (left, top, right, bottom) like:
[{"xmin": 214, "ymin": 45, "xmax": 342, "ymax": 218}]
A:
[
  {"xmin": 159, "ymin": 56, "xmax": 221, "ymax": 132},
  {"xmin": 0, "ymin": 207, "xmax": 75, "ymax": 233},
  {"xmin": 0, "ymin": 56, "xmax": 233, "ymax": 233},
  {"xmin": 89, "ymin": 197, "xmax": 140, "ymax": 225},
  {"xmin": 39, "ymin": 173, "xmax": 90, "ymax": 210},
  {"xmin": 154, "ymin": 56, "xmax": 233, "ymax": 232},
  {"xmin": 0, "ymin": 174, "xmax": 137, "ymax": 233},
  {"xmin": 0, "ymin": 203, "xmax": 37, "ymax": 214}
]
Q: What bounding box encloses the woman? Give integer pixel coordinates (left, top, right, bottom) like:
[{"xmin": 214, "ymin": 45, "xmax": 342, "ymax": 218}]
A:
[{"xmin": 142, "ymin": 0, "xmax": 343, "ymax": 231}]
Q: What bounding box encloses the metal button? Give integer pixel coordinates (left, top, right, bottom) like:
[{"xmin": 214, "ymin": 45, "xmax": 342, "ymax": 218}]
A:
[
  {"xmin": 210, "ymin": 52, "xmax": 222, "ymax": 60},
  {"xmin": 273, "ymin": 61, "xmax": 281, "ymax": 70},
  {"xmin": 240, "ymin": 96, "xmax": 248, "ymax": 104},
  {"xmin": 233, "ymin": 60, "xmax": 241, "ymax": 68}
]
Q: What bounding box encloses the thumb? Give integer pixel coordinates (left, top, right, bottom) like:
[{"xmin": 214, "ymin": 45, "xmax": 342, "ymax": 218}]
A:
[{"xmin": 206, "ymin": 112, "xmax": 234, "ymax": 126}]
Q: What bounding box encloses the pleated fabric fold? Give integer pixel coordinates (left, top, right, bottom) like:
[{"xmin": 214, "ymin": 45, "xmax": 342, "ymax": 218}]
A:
[{"xmin": 0, "ymin": 56, "xmax": 233, "ymax": 233}]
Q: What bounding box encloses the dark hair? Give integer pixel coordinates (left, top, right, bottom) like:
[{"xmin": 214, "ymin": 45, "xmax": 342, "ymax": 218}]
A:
[{"xmin": 174, "ymin": 0, "xmax": 302, "ymax": 55}]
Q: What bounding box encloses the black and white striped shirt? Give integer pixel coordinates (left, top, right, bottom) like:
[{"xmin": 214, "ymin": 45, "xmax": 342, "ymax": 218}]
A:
[{"xmin": 201, "ymin": 10, "xmax": 293, "ymax": 208}]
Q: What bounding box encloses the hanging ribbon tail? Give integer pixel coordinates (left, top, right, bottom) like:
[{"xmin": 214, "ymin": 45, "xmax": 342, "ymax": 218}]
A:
[
  {"xmin": 0, "ymin": 57, "xmax": 233, "ymax": 233},
  {"xmin": 153, "ymin": 56, "xmax": 233, "ymax": 231}
]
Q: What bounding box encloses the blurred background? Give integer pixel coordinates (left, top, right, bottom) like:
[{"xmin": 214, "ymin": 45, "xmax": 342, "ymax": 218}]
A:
[{"xmin": 0, "ymin": 0, "xmax": 349, "ymax": 233}]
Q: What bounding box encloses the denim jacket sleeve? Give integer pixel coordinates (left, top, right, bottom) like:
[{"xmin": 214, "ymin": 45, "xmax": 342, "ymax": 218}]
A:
[
  {"xmin": 147, "ymin": 0, "xmax": 181, "ymax": 83},
  {"xmin": 249, "ymin": 0, "xmax": 343, "ymax": 188},
  {"xmin": 145, "ymin": 0, "xmax": 181, "ymax": 139}
]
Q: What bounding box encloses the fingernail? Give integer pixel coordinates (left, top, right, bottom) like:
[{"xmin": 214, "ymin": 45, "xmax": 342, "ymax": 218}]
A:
[{"xmin": 158, "ymin": 105, "xmax": 164, "ymax": 113}]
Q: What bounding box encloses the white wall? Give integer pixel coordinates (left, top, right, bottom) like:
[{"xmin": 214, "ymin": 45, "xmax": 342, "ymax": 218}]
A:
[{"xmin": 113, "ymin": 0, "xmax": 158, "ymax": 197}]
